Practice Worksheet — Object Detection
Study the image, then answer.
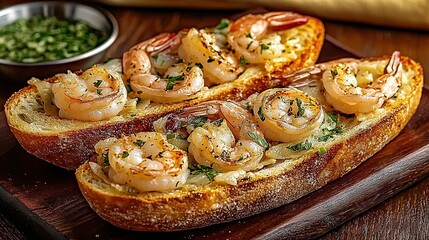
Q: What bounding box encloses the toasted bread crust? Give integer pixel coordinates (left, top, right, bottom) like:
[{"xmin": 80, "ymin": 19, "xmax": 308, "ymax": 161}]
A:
[
  {"xmin": 5, "ymin": 16, "xmax": 324, "ymax": 170},
  {"xmin": 75, "ymin": 55, "xmax": 423, "ymax": 231}
]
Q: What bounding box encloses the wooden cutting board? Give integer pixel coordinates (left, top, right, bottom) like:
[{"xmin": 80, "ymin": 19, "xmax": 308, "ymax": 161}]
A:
[{"xmin": 0, "ymin": 38, "xmax": 428, "ymax": 240}]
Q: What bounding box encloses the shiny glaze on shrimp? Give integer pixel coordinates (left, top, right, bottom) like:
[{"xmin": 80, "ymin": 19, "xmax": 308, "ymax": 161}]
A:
[
  {"xmin": 282, "ymin": 51, "xmax": 402, "ymax": 114},
  {"xmin": 122, "ymin": 32, "xmax": 204, "ymax": 103},
  {"xmin": 95, "ymin": 132, "xmax": 189, "ymax": 192},
  {"xmin": 51, "ymin": 65, "xmax": 127, "ymax": 121},
  {"xmin": 178, "ymin": 28, "xmax": 243, "ymax": 84},
  {"xmin": 253, "ymin": 88, "xmax": 324, "ymax": 143},
  {"xmin": 322, "ymin": 51, "xmax": 402, "ymax": 114},
  {"xmin": 180, "ymin": 100, "xmax": 267, "ymax": 172},
  {"xmin": 228, "ymin": 12, "xmax": 308, "ymax": 65}
]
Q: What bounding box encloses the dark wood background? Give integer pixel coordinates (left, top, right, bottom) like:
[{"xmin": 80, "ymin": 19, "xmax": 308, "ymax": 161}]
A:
[{"xmin": 0, "ymin": 0, "xmax": 428, "ymax": 239}]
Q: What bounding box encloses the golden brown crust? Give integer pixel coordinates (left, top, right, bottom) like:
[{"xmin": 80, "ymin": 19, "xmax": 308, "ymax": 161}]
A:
[
  {"xmin": 75, "ymin": 55, "xmax": 423, "ymax": 231},
  {"xmin": 5, "ymin": 15, "xmax": 324, "ymax": 170}
]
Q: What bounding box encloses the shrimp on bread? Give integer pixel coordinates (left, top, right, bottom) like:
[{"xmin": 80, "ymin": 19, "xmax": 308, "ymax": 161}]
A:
[
  {"xmin": 5, "ymin": 12, "xmax": 325, "ymax": 169},
  {"xmin": 76, "ymin": 52, "xmax": 423, "ymax": 231}
]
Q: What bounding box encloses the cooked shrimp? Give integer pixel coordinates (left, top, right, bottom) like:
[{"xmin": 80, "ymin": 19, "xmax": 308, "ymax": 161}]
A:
[
  {"xmin": 95, "ymin": 132, "xmax": 189, "ymax": 192},
  {"xmin": 51, "ymin": 65, "xmax": 127, "ymax": 121},
  {"xmin": 178, "ymin": 28, "xmax": 243, "ymax": 84},
  {"xmin": 122, "ymin": 32, "xmax": 205, "ymax": 103},
  {"xmin": 228, "ymin": 12, "xmax": 308, "ymax": 65},
  {"xmin": 253, "ymin": 88, "xmax": 324, "ymax": 143},
  {"xmin": 322, "ymin": 51, "xmax": 402, "ymax": 114},
  {"xmin": 181, "ymin": 100, "xmax": 267, "ymax": 172}
]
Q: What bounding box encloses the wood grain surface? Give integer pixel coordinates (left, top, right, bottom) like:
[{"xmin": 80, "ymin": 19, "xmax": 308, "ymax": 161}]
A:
[{"xmin": 1, "ymin": 1, "xmax": 429, "ymax": 239}]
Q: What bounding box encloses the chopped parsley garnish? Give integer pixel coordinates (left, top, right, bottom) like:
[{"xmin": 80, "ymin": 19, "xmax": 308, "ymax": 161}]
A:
[
  {"xmin": 121, "ymin": 151, "xmax": 129, "ymax": 158},
  {"xmin": 166, "ymin": 74, "xmax": 185, "ymax": 90},
  {"xmin": 331, "ymin": 69, "xmax": 339, "ymax": 78},
  {"xmin": 96, "ymin": 89, "xmax": 102, "ymax": 95},
  {"xmin": 260, "ymin": 43, "xmax": 270, "ymax": 53},
  {"xmin": 188, "ymin": 162, "xmax": 219, "ymax": 181},
  {"xmin": 192, "ymin": 116, "xmax": 208, "ymax": 127},
  {"xmin": 167, "ymin": 133, "xmax": 177, "ymax": 139},
  {"xmin": 239, "ymin": 56, "xmax": 249, "ymax": 66},
  {"xmin": 248, "ymin": 132, "xmax": 269, "ymax": 149},
  {"xmin": 296, "ymin": 98, "xmax": 305, "ymax": 117},
  {"xmin": 134, "ymin": 139, "xmax": 145, "ymax": 147},
  {"xmin": 207, "ymin": 56, "xmax": 215, "ymax": 63},
  {"xmin": 280, "ymin": 96, "xmax": 290, "ymax": 104},
  {"xmin": 327, "ymin": 112, "xmax": 339, "ymax": 124},
  {"xmin": 167, "ymin": 132, "xmax": 185, "ymax": 140},
  {"xmin": 318, "ymin": 126, "xmax": 342, "ymax": 142},
  {"xmin": 0, "ymin": 16, "xmax": 108, "ymax": 63},
  {"xmin": 318, "ymin": 113, "xmax": 342, "ymax": 142},
  {"xmin": 318, "ymin": 147, "xmax": 327, "ymax": 155},
  {"xmin": 246, "ymin": 41, "xmax": 254, "ymax": 50},
  {"xmin": 287, "ymin": 140, "xmax": 312, "ymax": 151},
  {"xmin": 215, "ymin": 19, "xmax": 230, "ymax": 30},
  {"xmin": 93, "ymin": 80, "xmax": 103, "ymax": 88},
  {"xmin": 258, "ymin": 107, "xmax": 265, "ymax": 121},
  {"xmin": 125, "ymin": 84, "xmax": 133, "ymax": 93}
]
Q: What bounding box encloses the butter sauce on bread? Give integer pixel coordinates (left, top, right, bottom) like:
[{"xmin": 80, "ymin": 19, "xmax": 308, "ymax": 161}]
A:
[
  {"xmin": 5, "ymin": 12, "xmax": 324, "ymax": 169},
  {"xmin": 75, "ymin": 53, "xmax": 423, "ymax": 231}
]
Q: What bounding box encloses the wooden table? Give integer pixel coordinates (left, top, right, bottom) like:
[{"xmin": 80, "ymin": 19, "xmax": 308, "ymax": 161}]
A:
[{"xmin": 1, "ymin": 0, "xmax": 428, "ymax": 239}]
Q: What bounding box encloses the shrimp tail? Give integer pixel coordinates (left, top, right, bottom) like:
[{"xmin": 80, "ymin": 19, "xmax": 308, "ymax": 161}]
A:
[
  {"xmin": 385, "ymin": 51, "xmax": 401, "ymax": 76},
  {"xmin": 263, "ymin": 12, "xmax": 308, "ymax": 31},
  {"xmin": 177, "ymin": 101, "xmax": 222, "ymax": 118},
  {"xmin": 130, "ymin": 32, "xmax": 180, "ymax": 55},
  {"xmin": 276, "ymin": 58, "xmax": 360, "ymax": 88},
  {"xmin": 280, "ymin": 66, "xmax": 323, "ymax": 87},
  {"xmin": 377, "ymin": 51, "xmax": 402, "ymax": 98}
]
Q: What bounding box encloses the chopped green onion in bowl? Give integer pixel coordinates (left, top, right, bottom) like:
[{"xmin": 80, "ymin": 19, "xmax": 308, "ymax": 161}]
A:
[{"xmin": 0, "ymin": 16, "xmax": 108, "ymax": 63}]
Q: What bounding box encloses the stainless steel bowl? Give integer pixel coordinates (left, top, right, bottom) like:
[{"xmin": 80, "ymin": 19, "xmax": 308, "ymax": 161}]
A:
[{"xmin": 0, "ymin": 1, "xmax": 118, "ymax": 84}]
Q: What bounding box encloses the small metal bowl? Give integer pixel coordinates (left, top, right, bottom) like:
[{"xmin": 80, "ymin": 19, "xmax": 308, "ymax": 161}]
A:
[{"xmin": 0, "ymin": 1, "xmax": 118, "ymax": 84}]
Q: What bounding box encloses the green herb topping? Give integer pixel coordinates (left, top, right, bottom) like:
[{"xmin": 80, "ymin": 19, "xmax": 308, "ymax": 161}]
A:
[
  {"xmin": 258, "ymin": 107, "xmax": 265, "ymax": 121},
  {"xmin": 296, "ymin": 98, "xmax": 305, "ymax": 117},
  {"xmin": 192, "ymin": 116, "xmax": 208, "ymax": 127},
  {"xmin": 287, "ymin": 140, "xmax": 312, "ymax": 151},
  {"xmin": 134, "ymin": 139, "xmax": 145, "ymax": 147},
  {"xmin": 318, "ymin": 113, "xmax": 342, "ymax": 142},
  {"xmin": 166, "ymin": 74, "xmax": 185, "ymax": 90},
  {"xmin": 246, "ymin": 41, "xmax": 254, "ymax": 50},
  {"xmin": 93, "ymin": 80, "xmax": 103, "ymax": 88},
  {"xmin": 188, "ymin": 162, "xmax": 219, "ymax": 181},
  {"xmin": 239, "ymin": 56, "xmax": 249, "ymax": 66},
  {"xmin": 121, "ymin": 151, "xmax": 129, "ymax": 158},
  {"xmin": 260, "ymin": 43, "xmax": 270, "ymax": 53},
  {"xmin": 317, "ymin": 147, "xmax": 327, "ymax": 155},
  {"xmin": 215, "ymin": 19, "xmax": 230, "ymax": 30},
  {"xmin": 0, "ymin": 16, "xmax": 108, "ymax": 63},
  {"xmin": 248, "ymin": 132, "xmax": 269, "ymax": 149}
]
